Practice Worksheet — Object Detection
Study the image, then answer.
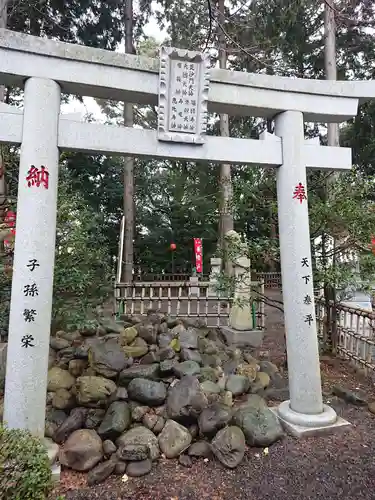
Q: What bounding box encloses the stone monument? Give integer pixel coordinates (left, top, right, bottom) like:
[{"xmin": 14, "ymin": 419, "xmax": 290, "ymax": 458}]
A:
[
  {"xmin": 208, "ymin": 257, "xmax": 222, "ymax": 297},
  {"xmin": 220, "ymin": 230, "xmax": 263, "ymax": 347}
]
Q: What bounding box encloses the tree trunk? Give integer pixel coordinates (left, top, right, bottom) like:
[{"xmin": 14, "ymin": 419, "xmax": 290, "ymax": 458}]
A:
[
  {"xmin": 217, "ymin": 0, "xmax": 233, "ymax": 274},
  {"xmin": 323, "ymin": 0, "xmax": 338, "ymax": 351},
  {"xmin": 122, "ymin": 0, "xmax": 135, "ymax": 283},
  {"xmin": 324, "ymin": 0, "xmax": 339, "ymax": 149}
]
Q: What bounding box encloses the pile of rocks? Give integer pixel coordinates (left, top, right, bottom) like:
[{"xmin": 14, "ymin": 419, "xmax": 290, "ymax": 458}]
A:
[{"xmin": 42, "ymin": 312, "xmax": 286, "ymax": 485}]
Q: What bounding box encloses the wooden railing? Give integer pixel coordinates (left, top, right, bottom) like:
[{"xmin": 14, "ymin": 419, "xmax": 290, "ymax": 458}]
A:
[
  {"xmin": 254, "ymin": 272, "xmax": 281, "ymax": 289},
  {"xmin": 115, "ymin": 280, "xmax": 265, "ymax": 329},
  {"xmin": 316, "ymin": 299, "xmax": 375, "ymax": 374},
  {"xmin": 133, "ymin": 271, "xmax": 282, "ymax": 289}
]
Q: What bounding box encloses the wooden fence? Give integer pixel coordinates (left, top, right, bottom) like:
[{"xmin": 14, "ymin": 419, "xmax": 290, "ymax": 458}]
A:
[
  {"xmin": 115, "ymin": 280, "xmax": 265, "ymax": 329},
  {"xmin": 134, "ymin": 271, "xmax": 282, "ymax": 289},
  {"xmin": 316, "ymin": 299, "xmax": 375, "ymax": 375}
]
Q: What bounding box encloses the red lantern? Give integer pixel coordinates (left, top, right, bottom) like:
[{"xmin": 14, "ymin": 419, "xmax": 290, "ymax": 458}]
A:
[{"xmin": 170, "ymin": 243, "xmax": 177, "ymax": 251}]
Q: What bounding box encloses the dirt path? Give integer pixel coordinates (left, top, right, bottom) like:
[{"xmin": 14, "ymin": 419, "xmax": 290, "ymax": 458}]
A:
[{"xmin": 53, "ymin": 291, "xmax": 375, "ymax": 500}]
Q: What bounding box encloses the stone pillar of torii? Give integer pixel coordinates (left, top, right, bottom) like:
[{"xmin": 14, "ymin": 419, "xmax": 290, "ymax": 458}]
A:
[{"xmin": 0, "ymin": 31, "xmax": 372, "ymax": 438}]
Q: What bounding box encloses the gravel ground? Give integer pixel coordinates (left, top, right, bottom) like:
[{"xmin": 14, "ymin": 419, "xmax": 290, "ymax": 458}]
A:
[{"xmin": 51, "ymin": 291, "xmax": 375, "ymax": 500}]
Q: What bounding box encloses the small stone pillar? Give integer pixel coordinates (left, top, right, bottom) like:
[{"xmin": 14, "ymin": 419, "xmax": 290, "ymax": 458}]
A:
[
  {"xmin": 4, "ymin": 78, "xmax": 61, "ymax": 436},
  {"xmin": 220, "ymin": 231, "xmax": 262, "ymax": 348},
  {"xmin": 189, "ymin": 276, "xmax": 199, "ymax": 297},
  {"xmin": 229, "ymin": 254, "xmax": 254, "ymax": 331},
  {"xmin": 208, "ymin": 257, "xmax": 222, "ymax": 297}
]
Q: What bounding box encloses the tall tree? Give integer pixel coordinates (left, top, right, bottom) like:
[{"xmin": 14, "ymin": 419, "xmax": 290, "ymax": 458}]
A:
[
  {"xmin": 122, "ymin": 0, "xmax": 135, "ymax": 283},
  {"xmin": 324, "ymin": 0, "xmax": 339, "ymax": 148},
  {"xmin": 217, "ymin": 0, "xmax": 234, "ymax": 268}
]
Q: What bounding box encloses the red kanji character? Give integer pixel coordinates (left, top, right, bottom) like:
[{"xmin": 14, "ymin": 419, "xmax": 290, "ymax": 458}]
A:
[
  {"xmin": 293, "ymin": 182, "xmax": 307, "ymax": 204},
  {"xmin": 26, "ymin": 165, "xmax": 49, "ymax": 189}
]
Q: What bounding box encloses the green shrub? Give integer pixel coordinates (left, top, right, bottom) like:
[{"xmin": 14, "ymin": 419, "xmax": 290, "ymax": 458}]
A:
[{"xmin": 0, "ymin": 425, "xmax": 52, "ymax": 500}]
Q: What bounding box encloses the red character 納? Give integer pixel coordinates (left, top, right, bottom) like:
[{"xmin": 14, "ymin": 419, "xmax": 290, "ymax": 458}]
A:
[{"xmin": 26, "ymin": 165, "xmax": 49, "ymax": 189}]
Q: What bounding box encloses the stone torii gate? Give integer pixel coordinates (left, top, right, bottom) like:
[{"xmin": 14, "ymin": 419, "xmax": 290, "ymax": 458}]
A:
[{"xmin": 1, "ymin": 29, "xmax": 375, "ymax": 439}]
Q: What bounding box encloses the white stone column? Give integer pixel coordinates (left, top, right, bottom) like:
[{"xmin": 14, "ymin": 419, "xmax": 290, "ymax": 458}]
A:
[
  {"xmin": 4, "ymin": 78, "xmax": 60, "ymax": 436},
  {"xmin": 275, "ymin": 110, "xmax": 337, "ymax": 430}
]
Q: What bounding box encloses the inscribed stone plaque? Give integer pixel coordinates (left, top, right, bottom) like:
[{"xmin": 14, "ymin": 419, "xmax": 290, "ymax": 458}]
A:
[{"xmin": 158, "ymin": 47, "xmax": 210, "ymax": 144}]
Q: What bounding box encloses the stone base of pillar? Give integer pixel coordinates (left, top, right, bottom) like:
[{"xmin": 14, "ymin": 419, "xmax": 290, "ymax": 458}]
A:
[
  {"xmin": 270, "ymin": 401, "xmax": 351, "ymax": 438},
  {"xmin": 44, "ymin": 438, "xmax": 61, "ymax": 482},
  {"xmin": 220, "ymin": 326, "xmax": 263, "ymax": 348},
  {"xmin": 51, "ymin": 463, "xmax": 61, "ymax": 483}
]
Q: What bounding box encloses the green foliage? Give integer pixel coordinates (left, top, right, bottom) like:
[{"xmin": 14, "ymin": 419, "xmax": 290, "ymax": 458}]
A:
[
  {"xmin": 0, "ymin": 260, "xmax": 11, "ymax": 338},
  {"xmin": 0, "ymin": 425, "xmax": 52, "ymax": 500},
  {"xmin": 7, "ymin": 0, "xmax": 124, "ymax": 49},
  {"xmin": 52, "ymin": 170, "xmax": 112, "ymax": 331}
]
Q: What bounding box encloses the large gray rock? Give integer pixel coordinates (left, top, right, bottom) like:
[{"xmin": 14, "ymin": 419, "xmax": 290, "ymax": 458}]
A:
[
  {"xmin": 179, "ymin": 328, "xmax": 199, "ymax": 349},
  {"xmin": 200, "ymin": 381, "xmax": 221, "ymax": 395},
  {"xmin": 45, "ymin": 408, "xmax": 68, "ymax": 439},
  {"xmin": 211, "ymin": 426, "xmax": 246, "ymax": 469},
  {"xmin": 69, "ymin": 359, "xmax": 88, "ymax": 377},
  {"xmin": 140, "ymin": 351, "xmax": 160, "ymax": 364},
  {"xmin": 85, "ymin": 408, "xmax": 106, "ymax": 429},
  {"xmin": 199, "ymin": 366, "xmax": 219, "ymax": 383},
  {"xmin": 75, "ymin": 376, "xmax": 117, "ymax": 407},
  {"xmin": 117, "ymin": 444, "xmax": 149, "ymax": 461},
  {"xmin": 87, "ymin": 459, "xmax": 116, "ymax": 486},
  {"xmin": 47, "ymin": 367, "xmax": 75, "ymax": 392},
  {"xmin": 128, "ymin": 378, "xmax": 167, "ymax": 406},
  {"xmin": 166, "ymin": 376, "xmax": 208, "ymax": 421},
  {"xmin": 123, "ymin": 337, "xmax": 149, "ymax": 358},
  {"xmin": 173, "ymin": 361, "xmax": 201, "ymax": 378},
  {"xmin": 52, "ymin": 388, "xmax": 75, "ymax": 410},
  {"xmin": 118, "ymin": 364, "xmax": 160, "ymax": 385},
  {"xmin": 50, "ymin": 337, "xmax": 71, "ymax": 350},
  {"xmin": 59, "ymin": 429, "xmax": 103, "ymax": 472},
  {"xmin": 158, "ymin": 346, "xmax": 176, "ymax": 361},
  {"xmin": 258, "ymin": 360, "xmax": 279, "ymax": 377},
  {"xmin": 136, "ymin": 323, "xmax": 157, "ymax": 344},
  {"xmin": 131, "ymin": 404, "xmax": 150, "ymax": 422},
  {"xmin": 188, "ymin": 441, "xmax": 211, "ymax": 458},
  {"xmin": 233, "ymin": 400, "xmax": 283, "ymax": 447},
  {"xmin": 54, "ymin": 407, "xmax": 87, "ymax": 444},
  {"xmin": 103, "ymin": 439, "xmax": 117, "ymax": 456},
  {"xmin": 332, "ymin": 385, "xmax": 367, "ymax": 406},
  {"xmin": 180, "ymin": 348, "xmax": 203, "ymax": 365},
  {"xmin": 159, "ymin": 359, "xmax": 178, "ymax": 375},
  {"xmin": 158, "ymin": 420, "xmax": 192, "ymax": 458},
  {"xmin": 89, "ymin": 341, "xmax": 130, "ymax": 378},
  {"xmin": 116, "ymin": 426, "xmax": 160, "ymax": 460},
  {"xmin": 98, "ymin": 401, "xmax": 131, "ymax": 440},
  {"xmin": 56, "ymin": 347, "xmax": 77, "ymax": 367},
  {"xmin": 198, "ymin": 403, "xmax": 232, "ymax": 437},
  {"xmin": 100, "ymin": 317, "xmax": 125, "ymax": 334},
  {"xmin": 126, "ymin": 459, "xmax": 152, "ymax": 477},
  {"xmin": 158, "ymin": 333, "xmax": 173, "ymax": 348},
  {"xmin": 120, "ymin": 326, "xmax": 138, "ymax": 345},
  {"xmin": 226, "ymin": 375, "xmax": 250, "ymax": 396},
  {"xmin": 170, "ymin": 323, "xmax": 186, "ymax": 336}
]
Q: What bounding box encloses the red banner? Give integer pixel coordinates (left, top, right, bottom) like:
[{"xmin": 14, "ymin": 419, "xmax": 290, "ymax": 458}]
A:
[{"xmin": 193, "ymin": 238, "xmax": 203, "ymax": 273}]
